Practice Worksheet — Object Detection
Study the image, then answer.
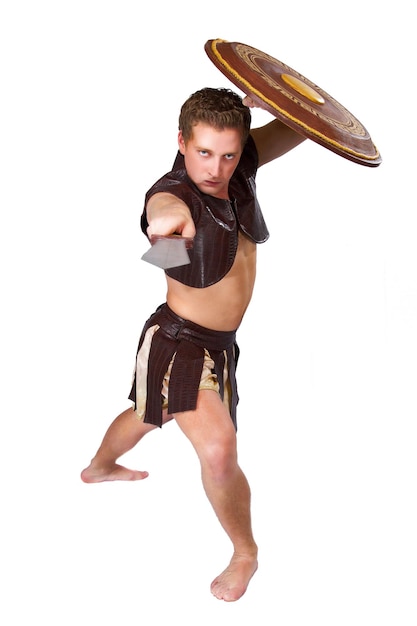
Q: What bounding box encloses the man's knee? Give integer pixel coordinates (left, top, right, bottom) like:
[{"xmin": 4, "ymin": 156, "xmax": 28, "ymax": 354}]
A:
[{"xmin": 200, "ymin": 435, "xmax": 238, "ymax": 481}]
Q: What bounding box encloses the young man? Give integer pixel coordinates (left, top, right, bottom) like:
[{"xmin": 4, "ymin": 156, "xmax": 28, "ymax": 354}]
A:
[{"xmin": 81, "ymin": 88, "xmax": 305, "ymax": 601}]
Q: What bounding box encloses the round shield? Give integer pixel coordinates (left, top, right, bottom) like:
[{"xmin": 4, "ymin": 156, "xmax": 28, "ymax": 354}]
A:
[{"xmin": 205, "ymin": 39, "xmax": 381, "ymax": 167}]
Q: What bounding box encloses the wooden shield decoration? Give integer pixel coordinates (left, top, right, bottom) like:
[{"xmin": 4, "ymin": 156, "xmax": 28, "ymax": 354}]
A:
[{"xmin": 205, "ymin": 39, "xmax": 381, "ymax": 167}]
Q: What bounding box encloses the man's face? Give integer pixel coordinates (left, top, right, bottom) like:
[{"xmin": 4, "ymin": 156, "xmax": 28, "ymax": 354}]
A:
[{"xmin": 178, "ymin": 122, "xmax": 243, "ymax": 200}]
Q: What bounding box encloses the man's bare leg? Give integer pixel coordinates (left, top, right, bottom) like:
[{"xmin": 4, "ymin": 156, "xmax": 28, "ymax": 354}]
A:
[
  {"xmin": 81, "ymin": 407, "xmax": 172, "ymax": 483},
  {"xmin": 174, "ymin": 390, "xmax": 258, "ymax": 602}
]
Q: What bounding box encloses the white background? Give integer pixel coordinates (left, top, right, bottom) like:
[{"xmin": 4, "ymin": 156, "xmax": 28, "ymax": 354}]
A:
[{"xmin": 1, "ymin": 1, "xmax": 416, "ymax": 625}]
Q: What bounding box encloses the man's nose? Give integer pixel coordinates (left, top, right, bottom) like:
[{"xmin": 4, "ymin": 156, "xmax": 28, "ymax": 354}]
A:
[{"xmin": 209, "ymin": 159, "xmax": 222, "ymax": 178}]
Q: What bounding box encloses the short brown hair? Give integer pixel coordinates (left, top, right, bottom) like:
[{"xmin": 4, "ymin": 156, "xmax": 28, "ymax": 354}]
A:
[{"xmin": 179, "ymin": 88, "xmax": 251, "ymax": 146}]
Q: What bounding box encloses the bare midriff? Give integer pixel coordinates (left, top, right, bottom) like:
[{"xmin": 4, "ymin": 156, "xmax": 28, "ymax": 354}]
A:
[{"xmin": 166, "ymin": 232, "xmax": 257, "ymax": 331}]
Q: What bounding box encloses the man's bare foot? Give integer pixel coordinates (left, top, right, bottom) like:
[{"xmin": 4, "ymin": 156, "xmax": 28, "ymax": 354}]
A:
[
  {"xmin": 80, "ymin": 462, "xmax": 149, "ymax": 483},
  {"xmin": 210, "ymin": 553, "xmax": 258, "ymax": 602}
]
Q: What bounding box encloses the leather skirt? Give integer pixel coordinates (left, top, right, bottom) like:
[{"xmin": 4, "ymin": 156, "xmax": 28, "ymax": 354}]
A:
[{"xmin": 128, "ymin": 303, "xmax": 240, "ymax": 429}]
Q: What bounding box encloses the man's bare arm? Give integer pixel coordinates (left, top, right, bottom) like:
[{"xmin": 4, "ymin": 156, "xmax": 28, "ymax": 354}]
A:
[
  {"xmin": 250, "ymin": 118, "xmax": 306, "ymax": 166},
  {"xmin": 243, "ymin": 95, "xmax": 306, "ymax": 166},
  {"xmin": 146, "ymin": 192, "xmax": 196, "ymax": 239}
]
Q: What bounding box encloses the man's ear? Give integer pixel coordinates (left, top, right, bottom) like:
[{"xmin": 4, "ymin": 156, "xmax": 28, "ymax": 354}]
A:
[{"xmin": 178, "ymin": 130, "xmax": 186, "ymax": 155}]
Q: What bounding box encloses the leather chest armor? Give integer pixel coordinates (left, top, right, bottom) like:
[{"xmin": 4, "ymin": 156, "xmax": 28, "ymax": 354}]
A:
[{"xmin": 141, "ymin": 135, "xmax": 269, "ymax": 288}]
